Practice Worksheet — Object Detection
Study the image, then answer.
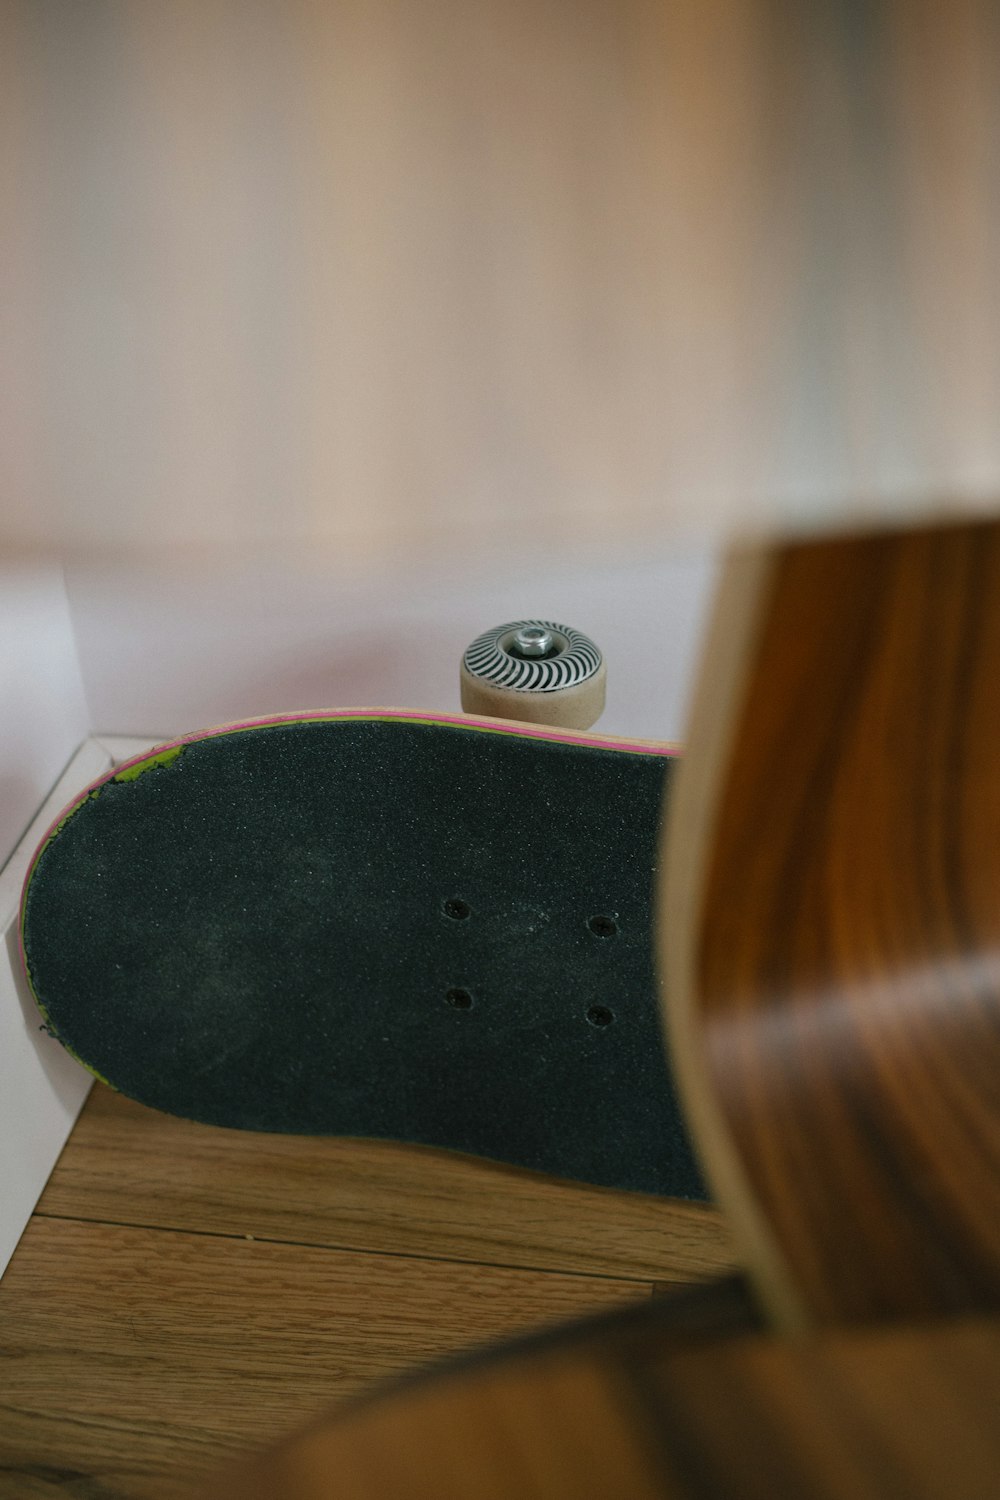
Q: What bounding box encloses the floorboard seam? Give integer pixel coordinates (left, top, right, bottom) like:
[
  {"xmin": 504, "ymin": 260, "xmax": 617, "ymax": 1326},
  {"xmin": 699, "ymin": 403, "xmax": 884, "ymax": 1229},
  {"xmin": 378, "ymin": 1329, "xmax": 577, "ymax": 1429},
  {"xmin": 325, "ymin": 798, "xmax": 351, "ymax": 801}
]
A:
[{"xmin": 27, "ymin": 1211, "xmax": 663, "ymax": 1288}]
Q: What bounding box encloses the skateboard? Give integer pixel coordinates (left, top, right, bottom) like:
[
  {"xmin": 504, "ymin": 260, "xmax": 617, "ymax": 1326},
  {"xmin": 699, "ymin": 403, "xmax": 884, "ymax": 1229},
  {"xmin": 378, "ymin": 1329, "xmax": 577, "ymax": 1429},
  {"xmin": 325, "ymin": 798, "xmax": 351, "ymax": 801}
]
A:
[{"xmin": 20, "ymin": 654, "xmax": 704, "ymax": 1200}]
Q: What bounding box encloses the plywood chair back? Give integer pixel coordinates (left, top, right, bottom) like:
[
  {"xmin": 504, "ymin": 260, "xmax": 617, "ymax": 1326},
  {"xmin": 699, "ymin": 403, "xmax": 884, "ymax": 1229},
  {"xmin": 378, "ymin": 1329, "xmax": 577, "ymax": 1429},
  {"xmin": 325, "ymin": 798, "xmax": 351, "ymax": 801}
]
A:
[{"xmin": 663, "ymin": 519, "xmax": 1000, "ymax": 1329}]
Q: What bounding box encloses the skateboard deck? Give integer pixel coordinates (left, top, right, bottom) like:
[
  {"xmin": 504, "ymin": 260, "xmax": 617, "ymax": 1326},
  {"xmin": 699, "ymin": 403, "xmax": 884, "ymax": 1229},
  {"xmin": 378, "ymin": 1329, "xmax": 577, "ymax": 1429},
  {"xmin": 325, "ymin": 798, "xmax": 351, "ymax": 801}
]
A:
[{"xmin": 19, "ymin": 709, "xmax": 705, "ymax": 1199}]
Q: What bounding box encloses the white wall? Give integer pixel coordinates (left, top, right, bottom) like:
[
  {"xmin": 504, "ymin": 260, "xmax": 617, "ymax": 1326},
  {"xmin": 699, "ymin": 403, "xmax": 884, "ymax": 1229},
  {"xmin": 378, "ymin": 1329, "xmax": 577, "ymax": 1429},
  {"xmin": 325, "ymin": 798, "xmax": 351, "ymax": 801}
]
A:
[
  {"xmin": 0, "ymin": 567, "xmax": 95, "ymax": 1276},
  {"xmin": 65, "ymin": 545, "xmax": 717, "ymax": 744},
  {"xmin": 0, "ymin": 566, "xmax": 92, "ymax": 866}
]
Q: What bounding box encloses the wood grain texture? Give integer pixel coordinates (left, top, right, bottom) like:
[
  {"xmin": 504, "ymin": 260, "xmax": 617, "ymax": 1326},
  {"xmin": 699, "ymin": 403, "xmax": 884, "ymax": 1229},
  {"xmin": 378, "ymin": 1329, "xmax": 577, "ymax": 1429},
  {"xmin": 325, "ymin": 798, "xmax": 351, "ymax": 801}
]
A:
[
  {"xmin": 636, "ymin": 1312, "xmax": 1000, "ymax": 1500},
  {"xmin": 207, "ymin": 1276, "xmax": 763, "ymax": 1500},
  {"xmin": 206, "ymin": 1290, "xmax": 1000, "ymax": 1499},
  {"xmin": 3, "ymin": 0, "xmax": 999, "ymax": 566},
  {"xmin": 221, "ymin": 1344, "xmax": 671, "ymax": 1500},
  {"xmin": 0, "ymin": 1216, "xmax": 647, "ymax": 1500},
  {"xmin": 664, "ymin": 519, "xmax": 1000, "ymax": 1327},
  {"xmin": 0, "ymin": 1079, "xmax": 733, "ymax": 1497},
  {"xmin": 36, "ymin": 1086, "xmax": 734, "ymax": 1285}
]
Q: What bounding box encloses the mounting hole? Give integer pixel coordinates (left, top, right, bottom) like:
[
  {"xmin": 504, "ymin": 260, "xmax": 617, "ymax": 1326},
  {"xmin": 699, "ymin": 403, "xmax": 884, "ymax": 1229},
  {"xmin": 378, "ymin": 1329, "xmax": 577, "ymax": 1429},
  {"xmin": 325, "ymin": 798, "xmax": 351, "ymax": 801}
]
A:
[
  {"xmin": 443, "ymin": 898, "xmax": 471, "ymax": 921},
  {"xmin": 587, "ymin": 1005, "xmax": 615, "ymax": 1027},
  {"xmin": 446, "ymin": 987, "xmax": 474, "ymax": 1010},
  {"xmin": 588, "ymin": 914, "xmax": 618, "ymax": 937}
]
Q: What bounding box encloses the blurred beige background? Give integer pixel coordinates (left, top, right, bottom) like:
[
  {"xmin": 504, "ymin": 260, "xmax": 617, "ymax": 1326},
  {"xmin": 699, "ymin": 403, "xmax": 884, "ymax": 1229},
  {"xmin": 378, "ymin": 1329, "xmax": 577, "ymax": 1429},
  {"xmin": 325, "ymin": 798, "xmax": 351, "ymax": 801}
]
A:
[{"xmin": 2, "ymin": 0, "xmax": 999, "ymax": 568}]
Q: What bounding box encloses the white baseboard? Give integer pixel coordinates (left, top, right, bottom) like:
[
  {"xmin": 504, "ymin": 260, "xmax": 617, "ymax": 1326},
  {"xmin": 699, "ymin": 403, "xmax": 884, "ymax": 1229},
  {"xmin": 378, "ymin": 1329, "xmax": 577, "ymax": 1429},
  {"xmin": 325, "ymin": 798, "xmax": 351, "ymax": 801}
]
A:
[{"xmin": 0, "ymin": 735, "xmax": 157, "ymax": 1278}]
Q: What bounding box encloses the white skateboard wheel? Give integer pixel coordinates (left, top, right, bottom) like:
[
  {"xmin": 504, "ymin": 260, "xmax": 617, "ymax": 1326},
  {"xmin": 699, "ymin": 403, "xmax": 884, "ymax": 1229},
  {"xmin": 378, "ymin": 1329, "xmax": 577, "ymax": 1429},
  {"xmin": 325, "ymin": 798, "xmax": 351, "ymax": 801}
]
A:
[{"xmin": 460, "ymin": 620, "xmax": 606, "ymax": 729}]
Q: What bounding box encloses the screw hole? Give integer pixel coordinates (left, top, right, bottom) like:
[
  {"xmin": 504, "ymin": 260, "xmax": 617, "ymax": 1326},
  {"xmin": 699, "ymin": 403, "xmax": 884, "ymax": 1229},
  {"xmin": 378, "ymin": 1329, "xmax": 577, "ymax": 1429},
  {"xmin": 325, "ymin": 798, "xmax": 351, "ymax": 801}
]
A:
[
  {"xmin": 587, "ymin": 1005, "xmax": 615, "ymax": 1027},
  {"xmin": 443, "ymin": 898, "xmax": 471, "ymax": 921},
  {"xmin": 446, "ymin": 987, "xmax": 474, "ymax": 1010},
  {"xmin": 588, "ymin": 914, "xmax": 618, "ymax": 937}
]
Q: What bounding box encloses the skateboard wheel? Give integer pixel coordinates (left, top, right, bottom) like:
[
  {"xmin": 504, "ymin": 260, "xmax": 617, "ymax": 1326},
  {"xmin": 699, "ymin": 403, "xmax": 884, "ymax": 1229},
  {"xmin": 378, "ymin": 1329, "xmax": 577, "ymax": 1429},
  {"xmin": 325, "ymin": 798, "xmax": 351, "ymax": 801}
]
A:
[{"xmin": 460, "ymin": 620, "xmax": 606, "ymax": 729}]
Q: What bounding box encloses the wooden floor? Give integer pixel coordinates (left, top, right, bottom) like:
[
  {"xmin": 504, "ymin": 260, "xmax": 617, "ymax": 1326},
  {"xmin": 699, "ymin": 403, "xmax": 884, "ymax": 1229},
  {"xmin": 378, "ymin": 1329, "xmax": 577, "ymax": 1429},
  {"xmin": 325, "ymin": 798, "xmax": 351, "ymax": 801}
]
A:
[{"xmin": 0, "ymin": 1086, "xmax": 734, "ymax": 1499}]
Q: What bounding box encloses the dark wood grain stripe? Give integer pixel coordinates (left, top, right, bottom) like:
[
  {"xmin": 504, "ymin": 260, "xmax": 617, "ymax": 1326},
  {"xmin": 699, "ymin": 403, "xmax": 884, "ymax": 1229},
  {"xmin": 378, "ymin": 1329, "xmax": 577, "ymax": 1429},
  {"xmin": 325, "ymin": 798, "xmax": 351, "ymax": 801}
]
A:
[{"xmin": 693, "ymin": 520, "xmax": 1000, "ymax": 1323}]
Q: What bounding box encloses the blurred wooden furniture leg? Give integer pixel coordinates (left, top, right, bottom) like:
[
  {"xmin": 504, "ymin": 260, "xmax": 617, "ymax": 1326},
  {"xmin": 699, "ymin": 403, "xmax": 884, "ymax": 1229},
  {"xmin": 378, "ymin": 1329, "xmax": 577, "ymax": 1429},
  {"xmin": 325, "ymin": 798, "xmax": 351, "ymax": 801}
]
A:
[
  {"xmin": 204, "ymin": 1279, "xmax": 1000, "ymax": 1500},
  {"xmin": 206, "ymin": 1277, "xmax": 763, "ymax": 1500},
  {"xmin": 663, "ymin": 519, "xmax": 1000, "ymax": 1329}
]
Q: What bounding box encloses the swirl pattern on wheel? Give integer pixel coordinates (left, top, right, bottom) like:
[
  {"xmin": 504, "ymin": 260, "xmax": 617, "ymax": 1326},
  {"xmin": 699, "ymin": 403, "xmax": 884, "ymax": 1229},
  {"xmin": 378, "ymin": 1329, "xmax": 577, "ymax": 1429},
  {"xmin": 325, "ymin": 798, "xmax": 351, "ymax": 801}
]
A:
[{"xmin": 462, "ymin": 621, "xmax": 602, "ymax": 693}]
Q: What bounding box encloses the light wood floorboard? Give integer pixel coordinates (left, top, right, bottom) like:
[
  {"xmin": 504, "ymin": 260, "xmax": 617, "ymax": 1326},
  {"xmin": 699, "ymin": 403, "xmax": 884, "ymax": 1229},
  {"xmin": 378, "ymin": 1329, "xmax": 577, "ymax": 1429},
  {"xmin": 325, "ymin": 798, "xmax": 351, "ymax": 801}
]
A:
[
  {"xmin": 0, "ymin": 1085, "xmax": 736, "ymax": 1498},
  {"xmin": 36, "ymin": 1089, "xmax": 732, "ymax": 1284}
]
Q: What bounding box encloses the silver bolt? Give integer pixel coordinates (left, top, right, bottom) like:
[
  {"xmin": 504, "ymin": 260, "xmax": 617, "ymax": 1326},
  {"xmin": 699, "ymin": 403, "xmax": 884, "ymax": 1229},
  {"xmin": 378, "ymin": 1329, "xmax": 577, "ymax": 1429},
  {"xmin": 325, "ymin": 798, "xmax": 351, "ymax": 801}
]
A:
[{"xmin": 512, "ymin": 625, "xmax": 554, "ymax": 658}]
